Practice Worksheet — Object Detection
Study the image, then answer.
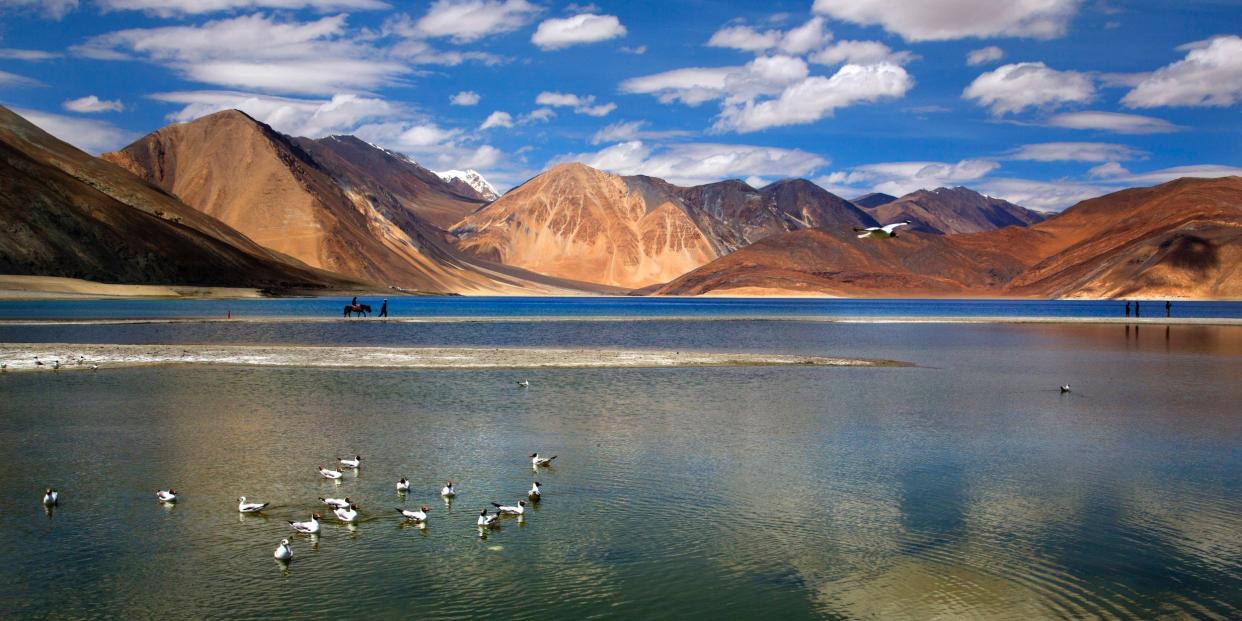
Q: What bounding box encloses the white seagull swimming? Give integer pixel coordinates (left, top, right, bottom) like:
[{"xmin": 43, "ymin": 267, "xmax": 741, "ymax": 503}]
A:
[
  {"xmin": 1060, "ymin": 384, "xmax": 1071, "ymax": 394},
  {"xmin": 396, "ymin": 478, "xmax": 411, "ymax": 493},
  {"xmin": 334, "ymin": 503, "xmax": 359, "ymax": 523},
  {"xmin": 274, "ymin": 539, "xmax": 293, "ymax": 561},
  {"xmin": 440, "ymin": 481, "xmax": 457, "ymax": 498},
  {"xmin": 853, "ymin": 220, "xmax": 911, "ymax": 239},
  {"xmin": 318, "ymin": 466, "xmax": 344, "ymax": 480},
  {"xmin": 338, "ymin": 455, "xmax": 362, "ymax": 469},
  {"xmin": 530, "ymin": 453, "xmax": 557, "ymax": 468},
  {"xmin": 477, "ymin": 508, "xmax": 498, "ymax": 528},
  {"xmin": 528, "ymin": 481, "xmax": 542, "ymax": 501},
  {"xmin": 288, "ymin": 513, "xmax": 321, "ymax": 534},
  {"xmin": 396, "ymin": 505, "xmax": 430, "ymax": 523},
  {"xmin": 516, "ymin": 380, "xmax": 530, "ymax": 387},
  {"xmin": 156, "ymin": 489, "xmax": 178, "ymax": 503},
  {"xmin": 320, "ymin": 496, "xmax": 351, "ymax": 509},
  {"xmin": 492, "ymin": 500, "xmax": 527, "ymax": 516},
  {"xmin": 238, "ymin": 496, "xmax": 269, "ymax": 513},
  {"xmin": 43, "ymin": 487, "xmax": 59, "ymax": 506}
]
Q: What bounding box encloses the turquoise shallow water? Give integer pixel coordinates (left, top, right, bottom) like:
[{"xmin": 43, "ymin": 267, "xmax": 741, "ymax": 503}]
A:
[{"xmin": 1, "ymin": 301, "xmax": 1240, "ymax": 620}]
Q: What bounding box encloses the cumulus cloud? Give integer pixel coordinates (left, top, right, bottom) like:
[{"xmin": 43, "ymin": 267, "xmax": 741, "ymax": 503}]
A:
[
  {"xmin": 554, "ymin": 140, "xmax": 829, "ymax": 186},
  {"xmin": 63, "ymin": 95, "xmax": 125, "ymax": 113},
  {"xmin": 450, "ymin": 91, "xmax": 480, "ymax": 106},
  {"xmin": 74, "ymin": 14, "xmax": 408, "ymax": 95},
  {"xmin": 94, "ymin": 0, "xmax": 388, "ymax": 16},
  {"xmin": 531, "ymin": 13, "xmax": 626, "ymax": 50},
  {"xmin": 706, "ymin": 17, "xmax": 829, "ymax": 55},
  {"xmin": 589, "ymin": 120, "xmax": 693, "ymax": 145},
  {"xmin": 963, "ymin": 62, "xmax": 1095, "ymax": 115},
  {"xmin": 411, "ymin": 0, "xmax": 540, "ymax": 43},
  {"xmin": 819, "ymin": 159, "xmax": 999, "ymax": 197},
  {"xmin": 714, "ymin": 63, "xmax": 913, "ymax": 133},
  {"xmin": 14, "ymin": 107, "xmax": 135, "ymax": 154},
  {"xmin": 479, "ymin": 110, "xmax": 513, "ymax": 129},
  {"xmin": 966, "ymin": 46, "xmax": 1004, "ymax": 66},
  {"xmin": 535, "ymin": 91, "xmax": 615, "ymax": 116},
  {"xmin": 1122, "ymin": 35, "xmax": 1242, "ymax": 107},
  {"xmin": 809, "ymin": 40, "xmax": 916, "ymax": 66},
  {"xmin": 0, "ymin": 0, "xmax": 78, "ymax": 19},
  {"xmin": 1007, "ymin": 142, "xmax": 1146, "ymax": 162},
  {"xmin": 811, "ymin": 0, "xmax": 1079, "ymax": 42},
  {"xmin": 1045, "ymin": 111, "xmax": 1180, "ymax": 134}
]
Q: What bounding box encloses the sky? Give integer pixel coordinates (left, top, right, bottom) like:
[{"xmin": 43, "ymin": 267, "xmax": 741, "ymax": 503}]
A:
[{"xmin": 1, "ymin": 0, "xmax": 1241, "ymax": 210}]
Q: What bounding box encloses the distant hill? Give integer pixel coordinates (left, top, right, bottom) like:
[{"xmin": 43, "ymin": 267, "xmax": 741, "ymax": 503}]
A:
[
  {"xmin": 851, "ymin": 192, "xmax": 897, "ymax": 209},
  {"xmin": 862, "ymin": 186, "xmax": 1045, "ymax": 235},
  {"xmin": 0, "ymin": 105, "xmax": 350, "ymax": 292}
]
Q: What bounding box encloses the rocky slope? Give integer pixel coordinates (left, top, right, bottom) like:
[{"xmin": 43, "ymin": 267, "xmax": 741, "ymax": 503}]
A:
[
  {"xmin": 0, "ymin": 106, "xmax": 351, "ymax": 291},
  {"xmin": 862, "ymin": 186, "xmax": 1045, "ymax": 235},
  {"xmin": 104, "ymin": 110, "xmax": 596, "ymax": 294},
  {"xmin": 452, "ymin": 164, "xmax": 875, "ymax": 289}
]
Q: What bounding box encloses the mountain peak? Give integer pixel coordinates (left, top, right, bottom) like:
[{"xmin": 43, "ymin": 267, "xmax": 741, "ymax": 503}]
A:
[{"xmin": 435, "ymin": 168, "xmax": 499, "ymax": 201}]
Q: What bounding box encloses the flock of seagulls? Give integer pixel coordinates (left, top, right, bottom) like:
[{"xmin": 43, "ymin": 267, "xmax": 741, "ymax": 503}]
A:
[
  {"xmin": 15, "ymin": 356, "xmax": 97, "ymax": 372},
  {"xmin": 43, "ymin": 451, "xmax": 559, "ymax": 565}
]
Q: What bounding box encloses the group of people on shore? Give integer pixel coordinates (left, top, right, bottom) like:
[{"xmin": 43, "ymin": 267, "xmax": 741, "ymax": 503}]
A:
[{"xmin": 1124, "ymin": 300, "xmax": 1173, "ymax": 318}]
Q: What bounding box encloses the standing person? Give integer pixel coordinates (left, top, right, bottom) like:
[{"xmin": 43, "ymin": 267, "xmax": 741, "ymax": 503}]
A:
[
  {"xmin": 379, "ymin": 299, "xmax": 388, "ymax": 318},
  {"xmin": 1165, "ymin": 300, "xmax": 1171, "ymax": 317},
  {"xmin": 1125, "ymin": 301, "xmax": 1131, "ymax": 317},
  {"xmin": 1135, "ymin": 301, "xmax": 1141, "ymax": 318}
]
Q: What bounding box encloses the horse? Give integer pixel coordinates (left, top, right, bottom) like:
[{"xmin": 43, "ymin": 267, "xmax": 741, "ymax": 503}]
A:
[{"xmin": 343, "ymin": 303, "xmax": 372, "ymax": 318}]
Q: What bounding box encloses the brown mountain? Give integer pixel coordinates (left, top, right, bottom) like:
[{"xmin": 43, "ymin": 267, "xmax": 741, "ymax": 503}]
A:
[
  {"xmin": 852, "ymin": 192, "xmax": 897, "ymax": 209},
  {"xmin": 863, "ymin": 186, "xmax": 1045, "ymax": 235},
  {"xmin": 451, "ymin": 164, "xmax": 875, "ymax": 289},
  {"xmin": 0, "ymin": 105, "xmax": 351, "ymax": 291},
  {"xmin": 104, "ymin": 110, "xmax": 596, "ymax": 294},
  {"xmin": 658, "ymin": 176, "xmax": 1242, "ymax": 299}
]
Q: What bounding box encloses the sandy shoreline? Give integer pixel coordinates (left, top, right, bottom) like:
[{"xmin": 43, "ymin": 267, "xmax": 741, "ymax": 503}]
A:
[
  {"xmin": 0, "ymin": 343, "xmax": 904, "ymax": 372},
  {"xmin": 1, "ymin": 315, "xmax": 1239, "ymax": 326}
]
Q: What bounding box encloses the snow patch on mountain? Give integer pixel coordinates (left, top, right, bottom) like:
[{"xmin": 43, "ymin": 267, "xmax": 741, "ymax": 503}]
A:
[{"xmin": 435, "ymin": 169, "xmax": 499, "ymax": 201}]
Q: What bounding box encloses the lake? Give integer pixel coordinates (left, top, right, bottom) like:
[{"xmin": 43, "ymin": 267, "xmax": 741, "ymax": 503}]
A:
[{"xmin": 1, "ymin": 298, "xmax": 1240, "ymax": 619}]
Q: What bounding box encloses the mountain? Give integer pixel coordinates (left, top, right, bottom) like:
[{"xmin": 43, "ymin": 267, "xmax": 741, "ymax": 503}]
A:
[
  {"xmin": 104, "ymin": 110, "xmax": 597, "ymax": 294},
  {"xmin": 436, "ymin": 169, "xmax": 499, "ymax": 201},
  {"xmin": 852, "ymin": 192, "xmax": 898, "ymax": 209},
  {"xmin": 0, "ymin": 106, "xmax": 350, "ymax": 292},
  {"xmin": 657, "ymin": 176, "xmax": 1242, "ymax": 299},
  {"xmin": 862, "ymin": 187, "xmax": 1045, "ymax": 235},
  {"xmin": 451, "ymin": 164, "xmax": 875, "ymax": 289}
]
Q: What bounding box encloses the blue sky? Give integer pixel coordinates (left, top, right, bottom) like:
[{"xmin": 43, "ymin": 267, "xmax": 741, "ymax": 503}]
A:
[{"xmin": 1, "ymin": 0, "xmax": 1241, "ymax": 209}]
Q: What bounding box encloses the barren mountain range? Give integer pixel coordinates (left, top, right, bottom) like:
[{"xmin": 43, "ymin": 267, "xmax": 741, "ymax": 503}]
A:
[{"xmin": 2, "ymin": 106, "xmax": 1238, "ymax": 299}]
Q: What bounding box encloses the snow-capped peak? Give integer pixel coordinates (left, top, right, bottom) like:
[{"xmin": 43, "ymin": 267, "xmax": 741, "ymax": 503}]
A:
[{"xmin": 436, "ymin": 169, "xmax": 499, "ymax": 201}]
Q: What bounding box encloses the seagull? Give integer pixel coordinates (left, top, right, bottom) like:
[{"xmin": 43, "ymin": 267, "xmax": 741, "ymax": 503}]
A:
[
  {"xmin": 531, "ymin": 453, "xmax": 557, "ymax": 468},
  {"xmin": 274, "ymin": 539, "xmax": 293, "ymax": 561},
  {"xmin": 440, "ymin": 481, "xmax": 457, "ymax": 498},
  {"xmin": 1060, "ymin": 384, "xmax": 1071, "ymax": 394},
  {"xmin": 854, "ymin": 220, "xmax": 911, "ymax": 239},
  {"xmin": 238, "ymin": 496, "xmax": 269, "ymax": 513},
  {"xmin": 338, "ymin": 455, "xmax": 362, "ymax": 469},
  {"xmin": 492, "ymin": 500, "xmax": 527, "ymax": 516},
  {"xmin": 396, "ymin": 505, "xmax": 430, "ymax": 523},
  {"xmin": 42, "ymin": 487, "xmax": 59, "ymax": 506},
  {"xmin": 477, "ymin": 508, "xmax": 498, "ymax": 528},
  {"xmin": 156, "ymin": 489, "xmax": 178, "ymax": 503},
  {"xmin": 34, "ymin": 357, "xmax": 43, "ymax": 367},
  {"xmin": 528, "ymin": 481, "xmax": 542, "ymax": 501},
  {"xmin": 1, "ymin": 363, "xmax": 8, "ymax": 371},
  {"xmin": 334, "ymin": 503, "xmax": 359, "ymax": 523},
  {"xmin": 90, "ymin": 365, "xmax": 98, "ymax": 371},
  {"xmin": 516, "ymin": 380, "xmax": 530, "ymax": 387},
  {"xmin": 396, "ymin": 478, "xmax": 411, "ymax": 493},
  {"xmin": 52, "ymin": 360, "xmax": 60, "ymax": 370},
  {"xmin": 318, "ymin": 466, "xmax": 344, "ymax": 479},
  {"xmin": 320, "ymin": 496, "xmax": 352, "ymax": 509},
  {"xmin": 288, "ymin": 513, "xmax": 321, "ymax": 534}
]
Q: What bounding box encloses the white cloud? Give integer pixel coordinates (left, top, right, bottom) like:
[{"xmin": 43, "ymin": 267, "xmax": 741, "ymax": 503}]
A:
[
  {"xmin": 0, "ymin": 0, "xmax": 78, "ymax": 19},
  {"xmin": 0, "ymin": 69, "xmax": 40, "ymax": 87},
  {"xmin": 589, "ymin": 120, "xmax": 693, "ymax": 145},
  {"xmin": 1007, "ymin": 142, "xmax": 1146, "ymax": 162},
  {"xmin": 714, "ymin": 62, "xmax": 913, "ymax": 133},
  {"xmin": 450, "ymin": 91, "xmax": 480, "ymax": 106},
  {"xmin": 777, "ymin": 17, "xmax": 831, "ymax": 55},
  {"xmin": 521, "ymin": 108, "xmax": 555, "ymax": 123},
  {"xmin": 966, "ymin": 46, "xmax": 1004, "ymax": 66},
  {"xmin": 977, "ymin": 177, "xmax": 1108, "ymax": 211},
  {"xmin": 1045, "ymin": 111, "xmax": 1180, "ymax": 134},
  {"xmin": 63, "ymin": 95, "xmax": 125, "ymax": 113},
  {"xmin": 153, "ymin": 91, "xmax": 400, "ymax": 137},
  {"xmin": 819, "ymin": 159, "xmax": 999, "ymax": 197},
  {"xmin": 620, "ymin": 45, "xmax": 646, "ymax": 54},
  {"xmin": 555, "ymin": 140, "xmax": 829, "ymax": 186},
  {"xmin": 811, "ymin": 0, "xmax": 1079, "ymax": 42},
  {"xmin": 412, "ymin": 0, "xmax": 540, "ymax": 43},
  {"xmin": 809, "ymin": 40, "xmax": 916, "ymax": 66},
  {"xmin": 531, "ymin": 13, "xmax": 626, "ymax": 50},
  {"xmin": 963, "ymin": 62, "xmax": 1094, "ymax": 115},
  {"xmin": 1122, "ymin": 35, "xmax": 1242, "ymax": 108},
  {"xmin": 0, "ymin": 48, "xmax": 60, "ymax": 60},
  {"xmin": 94, "ymin": 0, "xmax": 388, "ymax": 16},
  {"xmin": 706, "ymin": 17, "xmax": 829, "ymax": 55},
  {"xmin": 14, "ymin": 107, "xmax": 135, "ymax": 154},
  {"xmin": 1110, "ymin": 164, "xmax": 1242, "ymax": 185},
  {"xmin": 620, "ymin": 67, "xmax": 736, "ymax": 105},
  {"xmin": 479, "ymin": 110, "xmax": 514, "ymax": 129},
  {"xmin": 75, "ymin": 14, "xmax": 408, "ymax": 95},
  {"xmin": 535, "ymin": 91, "xmax": 615, "ymax": 116},
  {"xmin": 1088, "ymin": 161, "xmax": 1128, "ymax": 178}
]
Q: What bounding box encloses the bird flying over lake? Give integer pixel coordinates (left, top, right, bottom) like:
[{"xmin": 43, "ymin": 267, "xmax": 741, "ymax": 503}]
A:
[{"xmin": 854, "ymin": 220, "xmax": 912, "ymax": 239}]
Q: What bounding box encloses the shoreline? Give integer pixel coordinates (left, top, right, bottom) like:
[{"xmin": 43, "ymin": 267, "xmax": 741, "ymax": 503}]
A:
[
  {"xmin": 0, "ymin": 343, "xmax": 906, "ymax": 372},
  {"xmin": 1, "ymin": 315, "xmax": 1239, "ymax": 326}
]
